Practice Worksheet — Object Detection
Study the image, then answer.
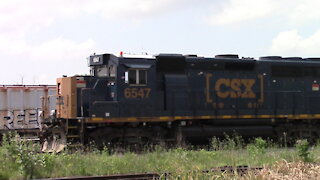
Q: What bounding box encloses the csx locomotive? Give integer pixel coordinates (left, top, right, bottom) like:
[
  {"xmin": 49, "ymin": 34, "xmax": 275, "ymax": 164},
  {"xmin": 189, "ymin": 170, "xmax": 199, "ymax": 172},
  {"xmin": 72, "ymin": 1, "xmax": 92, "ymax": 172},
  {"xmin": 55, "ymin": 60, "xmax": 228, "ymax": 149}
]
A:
[{"xmin": 43, "ymin": 53, "xmax": 320, "ymax": 151}]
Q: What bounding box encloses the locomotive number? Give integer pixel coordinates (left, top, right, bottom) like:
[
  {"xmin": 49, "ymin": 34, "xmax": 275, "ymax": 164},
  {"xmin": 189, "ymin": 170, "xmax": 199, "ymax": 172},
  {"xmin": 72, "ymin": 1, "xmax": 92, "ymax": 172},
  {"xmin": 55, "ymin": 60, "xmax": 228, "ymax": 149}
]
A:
[{"xmin": 124, "ymin": 88, "xmax": 151, "ymax": 99}]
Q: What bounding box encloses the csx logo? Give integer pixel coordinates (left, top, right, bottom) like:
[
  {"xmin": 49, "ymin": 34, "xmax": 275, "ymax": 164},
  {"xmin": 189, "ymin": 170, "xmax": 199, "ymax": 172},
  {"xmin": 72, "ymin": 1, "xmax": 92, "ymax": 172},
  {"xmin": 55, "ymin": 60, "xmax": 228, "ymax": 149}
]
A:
[
  {"xmin": 215, "ymin": 78, "xmax": 256, "ymax": 98},
  {"xmin": 206, "ymin": 74, "xmax": 257, "ymax": 103}
]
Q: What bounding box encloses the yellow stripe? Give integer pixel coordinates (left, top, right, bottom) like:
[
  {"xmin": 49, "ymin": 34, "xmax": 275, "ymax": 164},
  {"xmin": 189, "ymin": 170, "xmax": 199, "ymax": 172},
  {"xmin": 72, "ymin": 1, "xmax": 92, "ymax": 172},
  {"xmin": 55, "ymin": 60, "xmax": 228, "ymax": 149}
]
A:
[
  {"xmin": 240, "ymin": 115, "xmax": 253, "ymax": 118},
  {"xmin": 287, "ymin": 115, "xmax": 294, "ymax": 118},
  {"xmin": 174, "ymin": 116, "xmax": 184, "ymax": 120},
  {"xmin": 276, "ymin": 115, "xmax": 286, "ymax": 118},
  {"xmin": 91, "ymin": 117, "xmax": 103, "ymax": 121},
  {"xmin": 87, "ymin": 114, "xmax": 320, "ymax": 123},
  {"xmin": 297, "ymin": 114, "xmax": 310, "ymax": 118},
  {"xmin": 159, "ymin": 116, "xmax": 170, "ymax": 120},
  {"xmin": 258, "ymin": 115, "xmax": 271, "ymax": 118},
  {"xmin": 200, "ymin": 116, "xmax": 211, "ymax": 119},
  {"xmin": 219, "ymin": 115, "xmax": 233, "ymax": 119}
]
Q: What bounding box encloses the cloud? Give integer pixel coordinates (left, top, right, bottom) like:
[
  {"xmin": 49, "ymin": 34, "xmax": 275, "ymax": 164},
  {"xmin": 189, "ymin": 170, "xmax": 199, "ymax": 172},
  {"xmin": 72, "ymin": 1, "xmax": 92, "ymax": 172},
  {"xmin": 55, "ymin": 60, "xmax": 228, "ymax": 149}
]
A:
[
  {"xmin": 206, "ymin": 0, "xmax": 320, "ymax": 26},
  {"xmin": 206, "ymin": 0, "xmax": 279, "ymax": 25},
  {"xmin": 27, "ymin": 38, "xmax": 95, "ymax": 63},
  {"xmin": 0, "ymin": 0, "xmax": 180, "ymax": 84},
  {"xmin": 0, "ymin": 0, "xmax": 180, "ymax": 39},
  {"xmin": 0, "ymin": 36, "xmax": 96, "ymax": 84},
  {"xmin": 288, "ymin": 0, "xmax": 320, "ymax": 25},
  {"xmin": 86, "ymin": 0, "xmax": 175, "ymax": 19},
  {"xmin": 269, "ymin": 29, "xmax": 320, "ymax": 57}
]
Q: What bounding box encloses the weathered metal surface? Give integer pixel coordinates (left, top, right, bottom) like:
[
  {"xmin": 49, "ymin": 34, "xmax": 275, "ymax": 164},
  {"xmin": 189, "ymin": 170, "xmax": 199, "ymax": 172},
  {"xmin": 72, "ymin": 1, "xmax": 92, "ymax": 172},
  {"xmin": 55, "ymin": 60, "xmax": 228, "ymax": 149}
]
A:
[{"xmin": 0, "ymin": 85, "xmax": 56, "ymax": 131}]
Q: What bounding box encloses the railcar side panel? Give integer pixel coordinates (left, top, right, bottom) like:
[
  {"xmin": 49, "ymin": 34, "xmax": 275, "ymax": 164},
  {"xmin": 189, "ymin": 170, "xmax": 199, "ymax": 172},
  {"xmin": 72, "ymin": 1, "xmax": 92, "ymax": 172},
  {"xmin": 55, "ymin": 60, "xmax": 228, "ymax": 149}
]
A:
[{"xmin": 0, "ymin": 85, "xmax": 55, "ymax": 131}]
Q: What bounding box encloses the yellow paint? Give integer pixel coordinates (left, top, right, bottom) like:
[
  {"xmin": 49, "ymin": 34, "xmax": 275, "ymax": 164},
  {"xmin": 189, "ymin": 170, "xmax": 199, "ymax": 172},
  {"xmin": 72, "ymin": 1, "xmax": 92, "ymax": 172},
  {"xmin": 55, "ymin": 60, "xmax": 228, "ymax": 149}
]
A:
[
  {"xmin": 213, "ymin": 78, "xmax": 257, "ymax": 99},
  {"xmin": 297, "ymin": 114, "xmax": 310, "ymax": 118},
  {"xmin": 86, "ymin": 114, "xmax": 320, "ymax": 123},
  {"xmin": 220, "ymin": 115, "xmax": 234, "ymax": 119},
  {"xmin": 174, "ymin": 116, "xmax": 184, "ymax": 120},
  {"xmin": 91, "ymin": 117, "xmax": 103, "ymax": 121},
  {"xmin": 200, "ymin": 116, "xmax": 211, "ymax": 119},
  {"xmin": 124, "ymin": 88, "xmax": 151, "ymax": 99},
  {"xmin": 215, "ymin": 78, "xmax": 230, "ymax": 98},
  {"xmin": 159, "ymin": 116, "xmax": 170, "ymax": 120},
  {"xmin": 240, "ymin": 79, "xmax": 256, "ymax": 98},
  {"xmin": 205, "ymin": 74, "xmax": 265, "ymax": 109},
  {"xmin": 287, "ymin": 115, "xmax": 295, "ymax": 119},
  {"xmin": 240, "ymin": 115, "xmax": 254, "ymax": 118},
  {"xmin": 259, "ymin": 115, "xmax": 271, "ymax": 118}
]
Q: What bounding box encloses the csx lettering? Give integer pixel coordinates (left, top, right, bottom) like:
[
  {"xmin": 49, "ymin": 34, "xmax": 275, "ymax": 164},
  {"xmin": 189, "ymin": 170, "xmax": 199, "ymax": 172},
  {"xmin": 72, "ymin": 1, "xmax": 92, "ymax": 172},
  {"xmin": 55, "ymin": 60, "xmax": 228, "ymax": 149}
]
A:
[
  {"xmin": 215, "ymin": 78, "xmax": 256, "ymax": 98},
  {"xmin": 124, "ymin": 88, "xmax": 151, "ymax": 99}
]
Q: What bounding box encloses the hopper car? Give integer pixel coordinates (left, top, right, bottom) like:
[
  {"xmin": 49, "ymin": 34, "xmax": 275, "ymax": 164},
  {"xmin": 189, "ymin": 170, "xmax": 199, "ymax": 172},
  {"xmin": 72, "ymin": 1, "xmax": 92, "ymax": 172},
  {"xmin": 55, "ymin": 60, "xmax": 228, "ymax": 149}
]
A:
[{"xmin": 0, "ymin": 85, "xmax": 55, "ymax": 140}]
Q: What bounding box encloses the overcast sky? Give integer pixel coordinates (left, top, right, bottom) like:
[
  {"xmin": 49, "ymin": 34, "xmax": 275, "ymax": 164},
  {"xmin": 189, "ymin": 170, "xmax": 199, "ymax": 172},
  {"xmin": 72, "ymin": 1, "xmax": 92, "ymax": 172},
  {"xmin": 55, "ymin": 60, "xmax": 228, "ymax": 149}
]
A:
[{"xmin": 1, "ymin": 0, "xmax": 320, "ymax": 85}]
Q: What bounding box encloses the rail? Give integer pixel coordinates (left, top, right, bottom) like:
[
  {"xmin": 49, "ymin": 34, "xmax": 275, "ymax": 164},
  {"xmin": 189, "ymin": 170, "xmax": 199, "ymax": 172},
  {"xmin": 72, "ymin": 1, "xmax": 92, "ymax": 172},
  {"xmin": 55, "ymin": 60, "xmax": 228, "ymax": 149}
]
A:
[
  {"xmin": 206, "ymin": 166, "xmax": 263, "ymax": 175},
  {"xmin": 36, "ymin": 166, "xmax": 263, "ymax": 180},
  {"xmin": 36, "ymin": 173, "xmax": 160, "ymax": 180}
]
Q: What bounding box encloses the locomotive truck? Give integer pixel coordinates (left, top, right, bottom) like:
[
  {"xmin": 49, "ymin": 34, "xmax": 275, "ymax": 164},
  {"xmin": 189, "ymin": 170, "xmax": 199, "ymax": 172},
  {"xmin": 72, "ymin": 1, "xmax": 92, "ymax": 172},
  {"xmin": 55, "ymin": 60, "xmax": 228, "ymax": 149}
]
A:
[{"xmin": 41, "ymin": 53, "xmax": 320, "ymax": 151}]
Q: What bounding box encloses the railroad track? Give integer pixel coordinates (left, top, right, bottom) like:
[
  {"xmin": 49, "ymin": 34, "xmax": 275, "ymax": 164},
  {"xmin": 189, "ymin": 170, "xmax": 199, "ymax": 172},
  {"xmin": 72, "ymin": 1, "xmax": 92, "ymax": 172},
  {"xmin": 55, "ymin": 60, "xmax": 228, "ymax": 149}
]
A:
[
  {"xmin": 36, "ymin": 173, "xmax": 160, "ymax": 180},
  {"xmin": 37, "ymin": 166, "xmax": 263, "ymax": 180},
  {"xmin": 206, "ymin": 166, "xmax": 263, "ymax": 175}
]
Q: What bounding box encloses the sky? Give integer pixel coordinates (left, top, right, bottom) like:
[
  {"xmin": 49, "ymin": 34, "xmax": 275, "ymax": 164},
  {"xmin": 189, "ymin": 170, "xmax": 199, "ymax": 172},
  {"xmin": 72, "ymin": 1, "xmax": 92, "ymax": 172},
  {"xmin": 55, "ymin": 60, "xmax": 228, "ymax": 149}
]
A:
[{"xmin": 1, "ymin": 0, "xmax": 320, "ymax": 85}]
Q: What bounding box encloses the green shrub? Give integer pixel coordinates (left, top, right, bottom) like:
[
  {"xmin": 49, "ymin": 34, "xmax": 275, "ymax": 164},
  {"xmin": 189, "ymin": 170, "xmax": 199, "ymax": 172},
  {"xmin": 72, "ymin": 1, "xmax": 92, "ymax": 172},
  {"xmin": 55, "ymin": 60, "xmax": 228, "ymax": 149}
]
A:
[
  {"xmin": 0, "ymin": 132, "xmax": 45, "ymax": 179},
  {"xmin": 295, "ymin": 139, "xmax": 312, "ymax": 162},
  {"xmin": 210, "ymin": 134, "xmax": 244, "ymax": 151},
  {"xmin": 247, "ymin": 137, "xmax": 267, "ymax": 157}
]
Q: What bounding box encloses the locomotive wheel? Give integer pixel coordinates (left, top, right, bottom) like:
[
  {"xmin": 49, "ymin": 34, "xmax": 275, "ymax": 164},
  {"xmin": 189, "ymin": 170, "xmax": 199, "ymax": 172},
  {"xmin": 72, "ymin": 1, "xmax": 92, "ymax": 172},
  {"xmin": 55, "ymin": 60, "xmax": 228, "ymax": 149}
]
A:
[{"xmin": 41, "ymin": 126, "xmax": 67, "ymax": 153}]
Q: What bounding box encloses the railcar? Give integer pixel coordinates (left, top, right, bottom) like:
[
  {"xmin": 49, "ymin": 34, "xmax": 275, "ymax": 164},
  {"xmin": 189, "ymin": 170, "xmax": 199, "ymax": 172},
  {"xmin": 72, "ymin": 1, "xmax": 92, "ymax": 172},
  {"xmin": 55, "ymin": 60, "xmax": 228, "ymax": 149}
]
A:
[
  {"xmin": 43, "ymin": 53, "xmax": 320, "ymax": 150},
  {"xmin": 0, "ymin": 85, "xmax": 56, "ymax": 140}
]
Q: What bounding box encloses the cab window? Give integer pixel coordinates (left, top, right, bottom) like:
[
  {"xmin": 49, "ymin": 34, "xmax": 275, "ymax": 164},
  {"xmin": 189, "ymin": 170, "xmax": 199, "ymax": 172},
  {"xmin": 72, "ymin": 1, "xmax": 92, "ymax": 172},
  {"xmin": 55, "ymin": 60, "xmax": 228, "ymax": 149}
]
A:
[{"xmin": 128, "ymin": 69, "xmax": 147, "ymax": 85}]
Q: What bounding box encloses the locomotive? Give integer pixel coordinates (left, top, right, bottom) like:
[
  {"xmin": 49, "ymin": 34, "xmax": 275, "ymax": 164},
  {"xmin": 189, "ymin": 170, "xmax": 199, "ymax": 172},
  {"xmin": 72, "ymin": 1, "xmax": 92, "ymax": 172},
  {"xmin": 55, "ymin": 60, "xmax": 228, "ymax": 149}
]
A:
[{"xmin": 42, "ymin": 53, "xmax": 320, "ymax": 151}]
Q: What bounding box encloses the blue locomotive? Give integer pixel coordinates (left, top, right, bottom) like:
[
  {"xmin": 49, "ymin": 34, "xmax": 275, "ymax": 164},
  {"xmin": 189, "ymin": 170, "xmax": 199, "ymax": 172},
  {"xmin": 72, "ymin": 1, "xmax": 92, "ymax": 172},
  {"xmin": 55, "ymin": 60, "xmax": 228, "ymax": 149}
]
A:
[{"xmin": 44, "ymin": 53, "xmax": 320, "ymax": 150}]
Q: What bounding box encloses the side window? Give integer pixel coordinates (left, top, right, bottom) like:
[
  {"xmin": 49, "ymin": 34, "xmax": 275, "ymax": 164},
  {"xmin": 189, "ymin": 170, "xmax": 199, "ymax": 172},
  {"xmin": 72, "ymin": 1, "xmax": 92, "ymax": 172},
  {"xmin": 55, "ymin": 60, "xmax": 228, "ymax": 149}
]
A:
[
  {"xmin": 109, "ymin": 65, "xmax": 116, "ymax": 77},
  {"xmin": 96, "ymin": 65, "xmax": 108, "ymax": 77},
  {"xmin": 139, "ymin": 70, "xmax": 146, "ymax": 84},
  {"xmin": 57, "ymin": 83, "xmax": 61, "ymax": 95},
  {"xmin": 128, "ymin": 70, "xmax": 136, "ymax": 84},
  {"xmin": 127, "ymin": 69, "xmax": 147, "ymax": 85}
]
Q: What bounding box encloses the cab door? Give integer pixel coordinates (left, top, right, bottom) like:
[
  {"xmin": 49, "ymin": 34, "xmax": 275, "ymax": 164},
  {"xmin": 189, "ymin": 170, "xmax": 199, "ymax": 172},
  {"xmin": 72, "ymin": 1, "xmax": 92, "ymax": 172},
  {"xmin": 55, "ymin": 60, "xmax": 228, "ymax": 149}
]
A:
[{"xmin": 120, "ymin": 63, "xmax": 155, "ymax": 117}]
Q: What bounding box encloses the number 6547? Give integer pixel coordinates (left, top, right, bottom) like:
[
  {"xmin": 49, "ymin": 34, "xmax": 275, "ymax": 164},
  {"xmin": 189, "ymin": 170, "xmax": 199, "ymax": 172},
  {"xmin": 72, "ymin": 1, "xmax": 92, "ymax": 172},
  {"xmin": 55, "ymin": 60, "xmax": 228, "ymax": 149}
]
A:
[{"xmin": 124, "ymin": 88, "xmax": 151, "ymax": 99}]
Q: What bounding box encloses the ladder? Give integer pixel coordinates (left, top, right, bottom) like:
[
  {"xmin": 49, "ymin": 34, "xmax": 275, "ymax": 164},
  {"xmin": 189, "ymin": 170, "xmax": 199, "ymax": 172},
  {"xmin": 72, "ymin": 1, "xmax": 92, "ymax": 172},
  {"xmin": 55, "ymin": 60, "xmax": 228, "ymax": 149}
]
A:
[{"xmin": 66, "ymin": 118, "xmax": 84, "ymax": 149}]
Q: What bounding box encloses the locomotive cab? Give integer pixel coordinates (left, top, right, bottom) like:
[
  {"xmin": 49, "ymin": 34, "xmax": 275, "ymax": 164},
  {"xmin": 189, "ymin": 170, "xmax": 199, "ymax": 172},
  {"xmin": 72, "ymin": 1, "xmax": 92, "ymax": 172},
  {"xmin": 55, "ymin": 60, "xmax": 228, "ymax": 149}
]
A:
[{"xmin": 56, "ymin": 53, "xmax": 156, "ymax": 120}]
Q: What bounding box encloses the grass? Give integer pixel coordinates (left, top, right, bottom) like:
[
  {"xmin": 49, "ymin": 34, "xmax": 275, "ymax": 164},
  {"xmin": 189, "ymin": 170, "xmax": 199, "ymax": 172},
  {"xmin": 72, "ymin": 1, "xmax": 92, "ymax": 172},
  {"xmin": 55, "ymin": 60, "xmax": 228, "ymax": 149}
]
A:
[{"xmin": 0, "ymin": 134, "xmax": 320, "ymax": 179}]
